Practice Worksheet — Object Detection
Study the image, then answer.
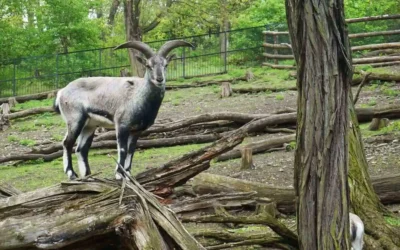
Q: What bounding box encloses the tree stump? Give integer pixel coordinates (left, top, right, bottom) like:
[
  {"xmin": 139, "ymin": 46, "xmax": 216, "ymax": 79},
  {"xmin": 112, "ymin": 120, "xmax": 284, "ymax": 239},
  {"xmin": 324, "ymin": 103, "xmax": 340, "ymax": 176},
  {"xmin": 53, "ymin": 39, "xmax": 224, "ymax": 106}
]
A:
[
  {"xmin": 368, "ymin": 118, "xmax": 390, "ymax": 131},
  {"xmin": 220, "ymin": 82, "xmax": 233, "ymax": 98},
  {"xmin": 7, "ymin": 97, "xmax": 17, "ymax": 108},
  {"xmin": 47, "ymin": 91, "xmax": 57, "ymax": 99},
  {"xmin": 120, "ymin": 68, "xmax": 131, "ymax": 77},
  {"xmin": 0, "ymin": 103, "xmax": 10, "ymax": 131},
  {"xmin": 245, "ymin": 70, "xmax": 254, "ymax": 81},
  {"xmin": 240, "ymin": 146, "xmax": 255, "ymax": 170}
]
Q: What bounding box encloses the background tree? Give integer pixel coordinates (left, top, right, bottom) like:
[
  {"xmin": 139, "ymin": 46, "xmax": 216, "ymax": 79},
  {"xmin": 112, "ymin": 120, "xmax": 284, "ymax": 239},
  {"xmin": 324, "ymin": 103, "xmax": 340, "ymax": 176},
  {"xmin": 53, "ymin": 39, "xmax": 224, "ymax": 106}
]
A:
[{"xmin": 285, "ymin": 0, "xmax": 352, "ymax": 248}]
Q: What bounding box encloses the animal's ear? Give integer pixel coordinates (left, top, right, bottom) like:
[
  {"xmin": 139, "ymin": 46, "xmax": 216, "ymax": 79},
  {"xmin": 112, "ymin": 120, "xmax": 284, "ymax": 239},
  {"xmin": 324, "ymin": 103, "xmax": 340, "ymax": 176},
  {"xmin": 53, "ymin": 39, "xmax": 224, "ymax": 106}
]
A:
[
  {"xmin": 166, "ymin": 54, "xmax": 177, "ymax": 63},
  {"xmin": 135, "ymin": 56, "xmax": 147, "ymax": 66}
]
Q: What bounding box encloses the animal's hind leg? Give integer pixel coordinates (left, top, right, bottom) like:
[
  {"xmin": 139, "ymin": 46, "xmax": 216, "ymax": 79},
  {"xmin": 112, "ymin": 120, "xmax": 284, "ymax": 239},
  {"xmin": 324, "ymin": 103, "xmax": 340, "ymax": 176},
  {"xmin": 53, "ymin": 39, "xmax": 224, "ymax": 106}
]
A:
[
  {"xmin": 76, "ymin": 125, "xmax": 96, "ymax": 178},
  {"xmin": 124, "ymin": 132, "xmax": 140, "ymax": 176},
  {"xmin": 62, "ymin": 118, "xmax": 87, "ymax": 180},
  {"xmin": 115, "ymin": 125, "xmax": 130, "ymax": 180}
]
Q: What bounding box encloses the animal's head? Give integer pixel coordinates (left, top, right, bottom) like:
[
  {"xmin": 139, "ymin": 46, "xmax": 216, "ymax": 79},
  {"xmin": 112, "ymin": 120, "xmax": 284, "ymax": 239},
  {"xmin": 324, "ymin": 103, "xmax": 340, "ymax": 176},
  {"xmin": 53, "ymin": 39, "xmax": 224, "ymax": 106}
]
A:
[{"xmin": 114, "ymin": 40, "xmax": 194, "ymax": 88}]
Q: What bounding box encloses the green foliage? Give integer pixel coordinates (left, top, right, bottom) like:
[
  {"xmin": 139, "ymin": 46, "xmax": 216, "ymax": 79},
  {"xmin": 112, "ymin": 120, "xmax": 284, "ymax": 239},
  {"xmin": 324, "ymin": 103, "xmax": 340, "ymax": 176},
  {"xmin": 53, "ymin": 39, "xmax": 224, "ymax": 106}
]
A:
[
  {"xmin": 385, "ymin": 216, "xmax": 400, "ymax": 227},
  {"xmin": 19, "ymin": 139, "xmax": 36, "ymax": 147},
  {"xmin": 275, "ymin": 93, "xmax": 284, "ymax": 101},
  {"xmin": 7, "ymin": 135, "xmax": 18, "ymax": 143}
]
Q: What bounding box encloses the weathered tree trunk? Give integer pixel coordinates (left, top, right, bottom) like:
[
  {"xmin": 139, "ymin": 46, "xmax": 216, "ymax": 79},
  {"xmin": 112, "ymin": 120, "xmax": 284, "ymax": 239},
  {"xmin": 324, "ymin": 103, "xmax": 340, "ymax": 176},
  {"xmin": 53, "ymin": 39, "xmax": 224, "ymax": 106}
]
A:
[
  {"xmin": 240, "ymin": 147, "xmax": 254, "ymax": 170},
  {"xmin": 348, "ymin": 99, "xmax": 400, "ymax": 249},
  {"xmin": 220, "ymin": 82, "xmax": 232, "ymax": 98},
  {"xmin": 123, "ymin": 0, "xmax": 145, "ymax": 77},
  {"xmin": 286, "ymin": 0, "xmax": 351, "ymax": 248}
]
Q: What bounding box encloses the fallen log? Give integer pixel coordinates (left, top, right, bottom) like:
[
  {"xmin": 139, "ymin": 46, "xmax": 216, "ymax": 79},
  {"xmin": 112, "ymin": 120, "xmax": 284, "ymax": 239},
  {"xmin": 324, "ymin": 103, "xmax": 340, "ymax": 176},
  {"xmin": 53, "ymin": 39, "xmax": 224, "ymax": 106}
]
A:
[
  {"xmin": 353, "ymin": 56, "xmax": 400, "ymax": 64},
  {"xmin": 180, "ymin": 208, "xmax": 298, "ymax": 248},
  {"xmin": 5, "ymin": 106, "xmax": 54, "ymax": 120},
  {"xmin": 232, "ymin": 86, "xmax": 297, "ymax": 94},
  {"xmin": 0, "ymin": 134, "xmax": 221, "ymax": 164},
  {"xmin": 166, "ymin": 75, "xmax": 249, "ymax": 90},
  {"xmin": 0, "ymin": 177, "xmax": 205, "ymax": 250},
  {"xmin": 362, "ymin": 49, "xmax": 400, "ymax": 57},
  {"xmin": 170, "ymin": 191, "xmax": 260, "ymax": 214},
  {"xmin": 191, "ymin": 173, "xmax": 295, "ymax": 214},
  {"xmin": 351, "ymin": 42, "xmax": 400, "ymax": 52},
  {"xmin": 370, "ymin": 61, "xmax": 400, "ymax": 68},
  {"xmin": 190, "ymin": 228, "xmax": 290, "ymax": 250},
  {"xmin": 190, "ymin": 173, "xmax": 400, "ymax": 214},
  {"xmin": 0, "ymin": 90, "xmax": 57, "ymax": 105},
  {"xmin": 215, "ymin": 135, "xmax": 296, "ymax": 162},
  {"xmin": 94, "ymin": 112, "xmax": 270, "ymax": 142}
]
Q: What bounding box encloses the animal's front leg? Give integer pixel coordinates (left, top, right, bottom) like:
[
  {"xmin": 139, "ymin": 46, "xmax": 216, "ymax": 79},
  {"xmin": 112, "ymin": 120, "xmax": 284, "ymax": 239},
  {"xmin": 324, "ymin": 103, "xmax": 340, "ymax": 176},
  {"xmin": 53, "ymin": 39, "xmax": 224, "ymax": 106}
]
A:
[
  {"xmin": 124, "ymin": 132, "xmax": 141, "ymax": 176},
  {"xmin": 115, "ymin": 126, "xmax": 130, "ymax": 180}
]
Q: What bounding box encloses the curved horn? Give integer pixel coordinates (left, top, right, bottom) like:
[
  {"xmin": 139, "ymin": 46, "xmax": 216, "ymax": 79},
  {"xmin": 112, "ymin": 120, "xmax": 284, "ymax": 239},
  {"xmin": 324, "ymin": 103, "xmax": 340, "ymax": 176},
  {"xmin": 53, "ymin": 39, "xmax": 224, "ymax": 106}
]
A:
[
  {"xmin": 158, "ymin": 40, "xmax": 195, "ymax": 57},
  {"xmin": 114, "ymin": 41, "xmax": 155, "ymax": 59}
]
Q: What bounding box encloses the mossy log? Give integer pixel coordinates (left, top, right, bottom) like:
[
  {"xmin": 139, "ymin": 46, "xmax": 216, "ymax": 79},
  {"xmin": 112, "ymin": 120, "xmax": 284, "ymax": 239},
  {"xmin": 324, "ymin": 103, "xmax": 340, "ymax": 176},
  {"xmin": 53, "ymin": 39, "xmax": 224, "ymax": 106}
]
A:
[
  {"xmin": 190, "ymin": 228, "xmax": 292, "ymax": 250},
  {"xmin": 190, "ymin": 173, "xmax": 400, "ymax": 214},
  {"xmin": 0, "ymin": 179, "xmax": 204, "ymax": 250},
  {"xmin": 0, "ymin": 91, "xmax": 57, "ymax": 105},
  {"xmin": 5, "ymin": 107, "xmax": 54, "ymax": 120},
  {"xmin": 180, "ymin": 208, "xmax": 298, "ymax": 248}
]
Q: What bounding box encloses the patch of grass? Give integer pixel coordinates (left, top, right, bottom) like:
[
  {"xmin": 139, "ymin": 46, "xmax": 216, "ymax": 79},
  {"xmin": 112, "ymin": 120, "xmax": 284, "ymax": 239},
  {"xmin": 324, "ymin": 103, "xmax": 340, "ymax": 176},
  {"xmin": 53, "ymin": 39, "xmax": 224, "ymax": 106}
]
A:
[
  {"xmin": 275, "ymin": 93, "xmax": 284, "ymax": 101},
  {"xmin": 52, "ymin": 134, "xmax": 64, "ymax": 141},
  {"xmin": 0, "ymin": 143, "xmax": 208, "ymax": 192},
  {"xmin": 19, "ymin": 139, "xmax": 36, "ymax": 147},
  {"xmin": 12, "ymin": 99, "xmax": 54, "ymax": 112},
  {"xmin": 367, "ymin": 98, "xmax": 377, "ymax": 107},
  {"xmin": 382, "ymin": 88, "xmax": 400, "ymax": 97},
  {"xmin": 360, "ymin": 119, "xmax": 400, "ymax": 138},
  {"xmin": 7, "ymin": 135, "xmax": 19, "ymax": 143},
  {"xmin": 385, "ymin": 216, "xmax": 400, "ymax": 227}
]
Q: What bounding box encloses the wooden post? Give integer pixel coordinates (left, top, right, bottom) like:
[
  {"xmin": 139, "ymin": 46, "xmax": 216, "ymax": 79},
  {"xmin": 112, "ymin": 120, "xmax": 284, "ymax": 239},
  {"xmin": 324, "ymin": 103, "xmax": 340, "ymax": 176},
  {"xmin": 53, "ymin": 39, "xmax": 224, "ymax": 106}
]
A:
[
  {"xmin": 220, "ymin": 82, "xmax": 233, "ymax": 98},
  {"xmin": 8, "ymin": 97, "xmax": 17, "ymax": 108},
  {"xmin": 240, "ymin": 146, "xmax": 254, "ymax": 170},
  {"xmin": 273, "ymin": 33, "xmax": 279, "ymax": 65},
  {"xmin": 1, "ymin": 103, "xmax": 10, "ymax": 115},
  {"xmin": 368, "ymin": 118, "xmax": 390, "ymax": 131}
]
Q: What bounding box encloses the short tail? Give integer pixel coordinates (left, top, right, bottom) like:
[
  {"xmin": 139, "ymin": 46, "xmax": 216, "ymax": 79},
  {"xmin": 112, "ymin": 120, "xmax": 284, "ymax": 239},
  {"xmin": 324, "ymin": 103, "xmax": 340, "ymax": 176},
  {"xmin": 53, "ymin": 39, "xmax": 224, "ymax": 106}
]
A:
[{"xmin": 53, "ymin": 91, "xmax": 61, "ymax": 114}]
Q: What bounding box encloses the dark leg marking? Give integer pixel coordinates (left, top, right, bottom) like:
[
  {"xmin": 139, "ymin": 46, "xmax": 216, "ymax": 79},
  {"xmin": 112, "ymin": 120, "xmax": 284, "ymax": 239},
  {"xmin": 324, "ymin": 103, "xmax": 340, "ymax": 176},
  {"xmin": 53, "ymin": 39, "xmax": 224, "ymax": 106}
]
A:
[
  {"xmin": 115, "ymin": 126, "xmax": 130, "ymax": 179},
  {"xmin": 76, "ymin": 126, "xmax": 96, "ymax": 177},
  {"xmin": 63, "ymin": 115, "xmax": 87, "ymax": 180}
]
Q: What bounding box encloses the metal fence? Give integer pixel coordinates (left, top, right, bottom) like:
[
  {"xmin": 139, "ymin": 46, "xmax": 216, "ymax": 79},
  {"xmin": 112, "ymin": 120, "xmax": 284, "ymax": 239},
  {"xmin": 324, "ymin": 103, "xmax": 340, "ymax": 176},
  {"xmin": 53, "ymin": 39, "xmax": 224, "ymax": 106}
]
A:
[{"xmin": 0, "ymin": 26, "xmax": 265, "ymax": 98}]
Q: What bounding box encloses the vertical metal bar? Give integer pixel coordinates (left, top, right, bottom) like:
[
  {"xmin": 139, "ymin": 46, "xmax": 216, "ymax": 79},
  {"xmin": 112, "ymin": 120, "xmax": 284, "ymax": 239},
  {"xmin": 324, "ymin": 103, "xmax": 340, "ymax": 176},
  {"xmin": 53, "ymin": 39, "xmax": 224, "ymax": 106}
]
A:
[
  {"xmin": 182, "ymin": 48, "xmax": 186, "ymax": 78},
  {"xmin": 12, "ymin": 60, "xmax": 16, "ymax": 96},
  {"xmin": 56, "ymin": 53, "xmax": 59, "ymax": 89},
  {"xmin": 224, "ymin": 30, "xmax": 228, "ymax": 73},
  {"xmin": 99, "ymin": 49, "xmax": 102, "ymax": 75}
]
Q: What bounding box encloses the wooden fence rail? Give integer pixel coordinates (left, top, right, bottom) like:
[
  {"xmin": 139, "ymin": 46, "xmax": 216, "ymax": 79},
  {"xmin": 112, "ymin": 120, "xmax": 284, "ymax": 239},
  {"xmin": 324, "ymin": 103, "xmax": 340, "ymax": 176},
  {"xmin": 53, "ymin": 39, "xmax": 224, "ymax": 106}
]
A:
[{"xmin": 263, "ymin": 14, "xmax": 400, "ymax": 69}]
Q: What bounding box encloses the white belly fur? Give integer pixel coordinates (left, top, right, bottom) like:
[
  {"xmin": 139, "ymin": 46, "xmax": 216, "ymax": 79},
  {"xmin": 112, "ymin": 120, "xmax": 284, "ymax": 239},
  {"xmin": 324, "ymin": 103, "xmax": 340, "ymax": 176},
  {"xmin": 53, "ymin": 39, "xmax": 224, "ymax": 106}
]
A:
[{"xmin": 87, "ymin": 114, "xmax": 115, "ymax": 128}]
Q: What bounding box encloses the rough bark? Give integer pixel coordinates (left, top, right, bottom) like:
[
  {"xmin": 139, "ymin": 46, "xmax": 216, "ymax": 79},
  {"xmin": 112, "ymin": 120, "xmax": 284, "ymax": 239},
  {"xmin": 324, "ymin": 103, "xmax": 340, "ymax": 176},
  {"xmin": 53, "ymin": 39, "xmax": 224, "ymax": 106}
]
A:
[
  {"xmin": 220, "ymin": 82, "xmax": 233, "ymax": 98},
  {"xmin": 190, "ymin": 228, "xmax": 291, "ymax": 250},
  {"xmin": 347, "ymin": 99, "xmax": 400, "ymax": 249},
  {"xmin": 286, "ymin": 0, "xmax": 352, "ymax": 248},
  {"xmin": 351, "ymin": 72, "xmax": 400, "ymax": 85},
  {"xmin": 240, "ymin": 146, "xmax": 254, "ymax": 170},
  {"xmin": 0, "ymin": 177, "xmax": 205, "ymax": 250},
  {"xmin": 180, "ymin": 208, "xmax": 298, "ymax": 248},
  {"xmin": 123, "ymin": 0, "xmax": 145, "ymax": 77}
]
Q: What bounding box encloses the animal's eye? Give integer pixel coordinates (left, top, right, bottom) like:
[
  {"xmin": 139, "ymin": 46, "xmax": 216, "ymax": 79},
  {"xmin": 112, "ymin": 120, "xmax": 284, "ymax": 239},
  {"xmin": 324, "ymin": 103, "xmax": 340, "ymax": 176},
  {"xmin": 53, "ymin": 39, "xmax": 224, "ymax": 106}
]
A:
[{"xmin": 146, "ymin": 65, "xmax": 152, "ymax": 69}]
